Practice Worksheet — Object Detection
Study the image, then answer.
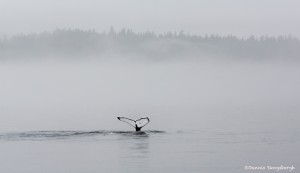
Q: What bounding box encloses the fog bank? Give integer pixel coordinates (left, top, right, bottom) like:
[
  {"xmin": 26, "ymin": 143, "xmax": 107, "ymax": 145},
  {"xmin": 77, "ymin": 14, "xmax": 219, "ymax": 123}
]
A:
[{"xmin": 0, "ymin": 61, "xmax": 299, "ymax": 132}]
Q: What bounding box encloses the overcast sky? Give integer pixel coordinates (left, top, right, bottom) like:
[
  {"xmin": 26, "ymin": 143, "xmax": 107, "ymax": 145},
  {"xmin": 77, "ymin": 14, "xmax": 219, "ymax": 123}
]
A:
[{"xmin": 0, "ymin": 0, "xmax": 299, "ymax": 37}]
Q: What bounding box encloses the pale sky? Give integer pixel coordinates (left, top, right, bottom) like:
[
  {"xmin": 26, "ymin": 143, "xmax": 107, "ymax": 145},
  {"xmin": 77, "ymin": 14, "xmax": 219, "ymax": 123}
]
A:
[{"xmin": 0, "ymin": 0, "xmax": 299, "ymax": 37}]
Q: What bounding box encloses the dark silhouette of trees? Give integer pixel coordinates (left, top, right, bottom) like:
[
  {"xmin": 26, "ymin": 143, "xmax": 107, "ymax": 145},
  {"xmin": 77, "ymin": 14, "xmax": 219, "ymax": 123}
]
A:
[{"xmin": 0, "ymin": 28, "xmax": 299, "ymax": 62}]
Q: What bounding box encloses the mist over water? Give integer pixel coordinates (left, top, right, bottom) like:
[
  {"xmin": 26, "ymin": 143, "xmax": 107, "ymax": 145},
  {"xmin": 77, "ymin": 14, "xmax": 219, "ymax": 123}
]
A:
[
  {"xmin": 0, "ymin": 55, "xmax": 299, "ymax": 173},
  {"xmin": 1, "ymin": 30, "xmax": 300, "ymax": 173},
  {"xmin": 0, "ymin": 60, "xmax": 299, "ymax": 132}
]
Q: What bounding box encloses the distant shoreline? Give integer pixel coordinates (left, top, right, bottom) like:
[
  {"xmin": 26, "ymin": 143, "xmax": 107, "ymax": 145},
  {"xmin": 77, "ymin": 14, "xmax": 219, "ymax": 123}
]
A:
[{"xmin": 1, "ymin": 28, "xmax": 299, "ymax": 62}]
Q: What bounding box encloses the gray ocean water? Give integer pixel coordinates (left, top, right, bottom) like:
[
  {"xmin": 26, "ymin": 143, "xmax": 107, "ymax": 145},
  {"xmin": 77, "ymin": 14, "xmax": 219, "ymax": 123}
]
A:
[
  {"xmin": 0, "ymin": 129, "xmax": 299, "ymax": 173},
  {"xmin": 0, "ymin": 62, "xmax": 299, "ymax": 172}
]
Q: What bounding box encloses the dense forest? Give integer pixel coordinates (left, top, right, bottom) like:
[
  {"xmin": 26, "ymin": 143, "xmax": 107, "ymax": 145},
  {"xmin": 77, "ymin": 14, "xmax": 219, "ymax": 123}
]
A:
[{"xmin": 0, "ymin": 28, "xmax": 299, "ymax": 62}]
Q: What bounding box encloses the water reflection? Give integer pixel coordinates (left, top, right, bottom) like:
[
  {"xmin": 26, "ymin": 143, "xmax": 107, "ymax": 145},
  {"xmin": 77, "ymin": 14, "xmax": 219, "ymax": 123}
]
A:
[
  {"xmin": 117, "ymin": 132, "xmax": 150, "ymax": 172},
  {"xmin": 118, "ymin": 132, "xmax": 149, "ymax": 156},
  {"xmin": 130, "ymin": 135, "xmax": 149, "ymax": 155}
]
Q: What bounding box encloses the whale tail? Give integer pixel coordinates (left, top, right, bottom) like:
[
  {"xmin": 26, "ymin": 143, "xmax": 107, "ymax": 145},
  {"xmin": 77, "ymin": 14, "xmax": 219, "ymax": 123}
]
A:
[{"xmin": 117, "ymin": 117, "xmax": 150, "ymax": 131}]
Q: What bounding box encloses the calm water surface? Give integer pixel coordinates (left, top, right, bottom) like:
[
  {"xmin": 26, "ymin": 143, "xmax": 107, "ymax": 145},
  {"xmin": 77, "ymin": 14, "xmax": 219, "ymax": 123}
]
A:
[{"xmin": 0, "ymin": 129, "xmax": 298, "ymax": 173}]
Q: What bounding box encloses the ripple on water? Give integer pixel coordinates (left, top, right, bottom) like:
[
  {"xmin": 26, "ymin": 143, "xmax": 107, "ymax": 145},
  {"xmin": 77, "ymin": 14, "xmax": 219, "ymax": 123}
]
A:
[{"xmin": 0, "ymin": 130, "xmax": 166, "ymax": 141}]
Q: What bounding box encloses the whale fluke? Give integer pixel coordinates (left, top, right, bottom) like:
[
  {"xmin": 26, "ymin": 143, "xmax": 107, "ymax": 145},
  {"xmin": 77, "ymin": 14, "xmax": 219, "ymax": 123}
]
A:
[{"xmin": 117, "ymin": 117, "xmax": 150, "ymax": 131}]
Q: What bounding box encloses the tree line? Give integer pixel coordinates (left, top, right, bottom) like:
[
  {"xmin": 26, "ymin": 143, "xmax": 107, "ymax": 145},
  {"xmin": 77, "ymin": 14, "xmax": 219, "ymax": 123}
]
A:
[{"xmin": 0, "ymin": 28, "xmax": 299, "ymax": 61}]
